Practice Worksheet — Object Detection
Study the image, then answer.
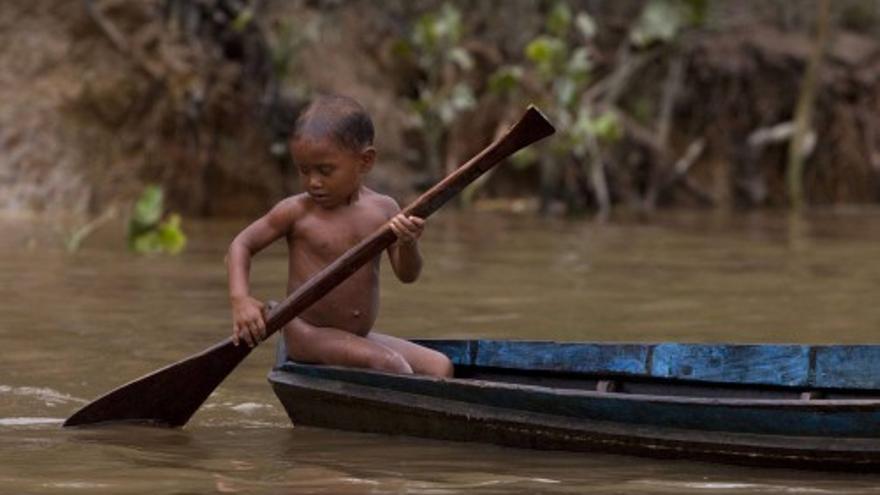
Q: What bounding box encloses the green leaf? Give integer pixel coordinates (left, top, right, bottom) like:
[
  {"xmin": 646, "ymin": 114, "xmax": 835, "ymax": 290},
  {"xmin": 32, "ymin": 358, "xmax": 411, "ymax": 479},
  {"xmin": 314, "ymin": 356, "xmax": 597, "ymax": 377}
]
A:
[
  {"xmin": 413, "ymin": 13, "xmax": 439, "ymax": 51},
  {"xmin": 488, "ymin": 65, "xmax": 523, "ymax": 94},
  {"xmin": 525, "ymin": 35, "xmax": 567, "ymax": 80},
  {"xmin": 586, "ymin": 111, "xmax": 623, "ymax": 143},
  {"xmin": 232, "ymin": 8, "xmax": 254, "ymax": 33},
  {"xmin": 567, "ymin": 47, "xmax": 592, "ymax": 82},
  {"xmin": 437, "ymin": 3, "xmax": 464, "ymax": 44},
  {"xmin": 413, "ymin": 3, "xmax": 463, "ymax": 52},
  {"xmin": 447, "ymin": 47, "xmax": 473, "ymax": 71},
  {"xmin": 157, "ymin": 214, "xmax": 187, "ymax": 254},
  {"xmin": 132, "ymin": 231, "xmax": 162, "ymax": 254},
  {"xmin": 130, "ymin": 216, "xmax": 187, "ymax": 255},
  {"xmin": 132, "ymin": 185, "xmax": 163, "ymax": 227},
  {"xmin": 630, "ymin": 0, "xmax": 688, "ymax": 47},
  {"xmin": 127, "ymin": 185, "xmax": 187, "ymax": 255},
  {"xmin": 546, "ymin": 2, "xmax": 572, "ymax": 37},
  {"xmin": 575, "ymin": 12, "xmax": 598, "ymax": 39},
  {"xmin": 525, "ymin": 36, "xmax": 565, "ymax": 65},
  {"xmin": 554, "ymin": 78, "xmax": 577, "ymax": 109},
  {"xmin": 436, "ymin": 84, "xmax": 475, "ymax": 124},
  {"xmin": 450, "ymin": 83, "xmax": 475, "ymax": 110}
]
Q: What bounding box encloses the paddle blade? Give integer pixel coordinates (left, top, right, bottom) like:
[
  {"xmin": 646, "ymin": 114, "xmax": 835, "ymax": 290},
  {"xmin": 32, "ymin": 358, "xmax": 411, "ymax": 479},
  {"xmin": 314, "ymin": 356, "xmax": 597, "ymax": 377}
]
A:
[{"xmin": 63, "ymin": 338, "xmax": 250, "ymax": 427}]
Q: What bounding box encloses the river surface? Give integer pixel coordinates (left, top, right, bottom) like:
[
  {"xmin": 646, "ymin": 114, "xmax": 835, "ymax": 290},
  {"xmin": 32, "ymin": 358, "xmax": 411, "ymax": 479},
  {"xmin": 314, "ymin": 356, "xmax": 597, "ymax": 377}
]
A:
[{"xmin": 2, "ymin": 208, "xmax": 880, "ymax": 494}]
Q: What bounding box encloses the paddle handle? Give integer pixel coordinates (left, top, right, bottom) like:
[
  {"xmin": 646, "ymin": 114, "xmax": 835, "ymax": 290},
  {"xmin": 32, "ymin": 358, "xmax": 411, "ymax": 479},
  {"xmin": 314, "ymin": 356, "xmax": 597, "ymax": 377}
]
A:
[{"xmin": 262, "ymin": 105, "xmax": 554, "ymax": 336}]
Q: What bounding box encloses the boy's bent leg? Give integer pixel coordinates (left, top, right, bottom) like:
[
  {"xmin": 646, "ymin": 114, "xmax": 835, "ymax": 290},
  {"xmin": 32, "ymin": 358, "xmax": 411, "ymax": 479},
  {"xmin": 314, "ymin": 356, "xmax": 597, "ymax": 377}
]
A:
[
  {"xmin": 367, "ymin": 332, "xmax": 454, "ymax": 378},
  {"xmin": 283, "ymin": 318, "xmax": 413, "ymax": 374}
]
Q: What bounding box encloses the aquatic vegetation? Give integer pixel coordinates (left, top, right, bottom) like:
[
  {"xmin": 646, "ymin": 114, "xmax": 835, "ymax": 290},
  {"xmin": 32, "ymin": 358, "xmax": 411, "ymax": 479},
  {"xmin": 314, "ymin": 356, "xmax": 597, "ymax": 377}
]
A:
[{"xmin": 127, "ymin": 186, "xmax": 187, "ymax": 255}]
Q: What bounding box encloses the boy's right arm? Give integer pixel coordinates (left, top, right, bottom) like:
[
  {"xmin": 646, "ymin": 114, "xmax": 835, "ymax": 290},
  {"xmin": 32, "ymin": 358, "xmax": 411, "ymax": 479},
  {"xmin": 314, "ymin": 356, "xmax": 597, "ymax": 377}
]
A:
[{"xmin": 227, "ymin": 199, "xmax": 297, "ymax": 347}]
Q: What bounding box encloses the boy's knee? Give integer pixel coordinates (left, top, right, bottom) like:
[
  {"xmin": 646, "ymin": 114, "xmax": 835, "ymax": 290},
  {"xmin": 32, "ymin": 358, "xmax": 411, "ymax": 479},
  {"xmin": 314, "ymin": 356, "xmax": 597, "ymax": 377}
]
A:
[
  {"xmin": 429, "ymin": 354, "xmax": 454, "ymax": 378},
  {"xmin": 370, "ymin": 351, "xmax": 413, "ymax": 375}
]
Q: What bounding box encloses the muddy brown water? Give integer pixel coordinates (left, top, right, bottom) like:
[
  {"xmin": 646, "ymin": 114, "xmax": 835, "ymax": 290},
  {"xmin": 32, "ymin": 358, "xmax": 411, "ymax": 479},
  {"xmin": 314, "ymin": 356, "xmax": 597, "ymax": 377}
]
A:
[{"xmin": 2, "ymin": 209, "xmax": 880, "ymax": 494}]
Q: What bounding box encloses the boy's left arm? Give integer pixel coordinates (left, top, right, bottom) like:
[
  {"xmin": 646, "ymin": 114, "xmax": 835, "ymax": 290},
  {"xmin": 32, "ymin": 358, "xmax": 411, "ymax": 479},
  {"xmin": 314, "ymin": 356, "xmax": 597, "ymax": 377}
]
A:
[{"xmin": 387, "ymin": 213, "xmax": 424, "ymax": 283}]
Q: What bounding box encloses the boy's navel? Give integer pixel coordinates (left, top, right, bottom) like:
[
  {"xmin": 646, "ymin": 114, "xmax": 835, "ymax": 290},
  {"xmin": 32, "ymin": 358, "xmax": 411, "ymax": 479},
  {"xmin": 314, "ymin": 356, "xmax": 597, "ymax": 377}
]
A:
[{"xmin": 352, "ymin": 309, "xmax": 361, "ymax": 318}]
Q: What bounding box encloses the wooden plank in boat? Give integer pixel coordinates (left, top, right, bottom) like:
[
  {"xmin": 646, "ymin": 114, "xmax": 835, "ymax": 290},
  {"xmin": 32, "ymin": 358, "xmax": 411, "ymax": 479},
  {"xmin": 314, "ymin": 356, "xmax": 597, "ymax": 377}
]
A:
[
  {"xmin": 412, "ymin": 339, "xmax": 473, "ymax": 366},
  {"xmin": 813, "ymin": 346, "xmax": 880, "ymax": 389},
  {"xmin": 472, "ymin": 340, "xmax": 650, "ymax": 375},
  {"xmin": 650, "ymin": 343, "xmax": 811, "ymax": 387},
  {"xmin": 335, "ymin": 339, "xmax": 880, "ymax": 391},
  {"xmin": 417, "ymin": 340, "xmax": 817, "ymax": 388}
]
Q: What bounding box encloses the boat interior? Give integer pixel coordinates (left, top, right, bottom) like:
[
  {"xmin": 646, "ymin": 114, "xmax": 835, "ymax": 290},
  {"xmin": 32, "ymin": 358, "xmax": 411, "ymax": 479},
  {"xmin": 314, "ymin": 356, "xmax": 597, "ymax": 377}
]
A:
[
  {"xmin": 451, "ymin": 365, "xmax": 880, "ymax": 400},
  {"xmin": 416, "ymin": 339, "xmax": 880, "ymax": 401},
  {"xmin": 274, "ymin": 338, "xmax": 880, "ymax": 401}
]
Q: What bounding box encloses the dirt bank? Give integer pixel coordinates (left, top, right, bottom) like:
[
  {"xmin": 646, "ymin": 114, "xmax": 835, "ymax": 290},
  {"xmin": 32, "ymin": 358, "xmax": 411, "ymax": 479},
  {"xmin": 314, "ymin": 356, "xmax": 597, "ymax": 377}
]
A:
[{"xmin": 3, "ymin": 1, "xmax": 880, "ymax": 220}]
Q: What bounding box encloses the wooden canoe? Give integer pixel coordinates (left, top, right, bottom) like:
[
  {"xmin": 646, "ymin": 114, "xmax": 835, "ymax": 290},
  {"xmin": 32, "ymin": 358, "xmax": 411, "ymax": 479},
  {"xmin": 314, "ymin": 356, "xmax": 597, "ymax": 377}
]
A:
[{"xmin": 268, "ymin": 338, "xmax": 880, "ymax": 470}]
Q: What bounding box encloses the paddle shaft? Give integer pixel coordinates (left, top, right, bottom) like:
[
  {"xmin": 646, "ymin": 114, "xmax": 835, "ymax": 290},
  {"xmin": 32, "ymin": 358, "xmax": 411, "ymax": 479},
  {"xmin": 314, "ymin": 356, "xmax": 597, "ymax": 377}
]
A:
[{"xmin": 62, "ymin": 105, "xmax": 554, "ymax": 428}]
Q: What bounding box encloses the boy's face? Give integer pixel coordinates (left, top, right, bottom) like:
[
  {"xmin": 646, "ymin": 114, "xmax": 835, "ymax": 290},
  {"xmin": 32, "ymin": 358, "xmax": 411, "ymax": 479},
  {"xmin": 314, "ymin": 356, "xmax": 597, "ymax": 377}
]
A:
[{"xmin": 291, "ymin": 135, "xmax": 375, "ymax": 209}]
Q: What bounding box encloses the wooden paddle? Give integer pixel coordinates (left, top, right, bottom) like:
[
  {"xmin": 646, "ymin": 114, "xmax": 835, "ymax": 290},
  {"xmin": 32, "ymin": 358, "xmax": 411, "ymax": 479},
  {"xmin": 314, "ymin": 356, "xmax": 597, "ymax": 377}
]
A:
[{"xmin": 63, "ymin": 105, "xmax": 554, "ymax": 428}]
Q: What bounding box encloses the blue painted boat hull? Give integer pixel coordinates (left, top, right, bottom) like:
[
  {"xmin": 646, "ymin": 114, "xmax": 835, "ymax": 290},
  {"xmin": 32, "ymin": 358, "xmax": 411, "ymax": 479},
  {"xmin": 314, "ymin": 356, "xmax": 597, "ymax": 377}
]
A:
[{"xmin": 268, "ymin": 339, "xmax": 880, "ymax": 470}]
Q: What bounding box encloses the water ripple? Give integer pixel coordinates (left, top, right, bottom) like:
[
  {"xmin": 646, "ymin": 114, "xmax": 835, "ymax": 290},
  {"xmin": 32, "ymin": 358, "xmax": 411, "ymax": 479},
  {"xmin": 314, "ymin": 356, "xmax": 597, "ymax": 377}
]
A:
[
  {"xmin": 0, "ymin": 385, "xmax": 86, "ymax": 407},
  {"xmin": 0, "ymin": 417, "xmax": 63, "ymax": 426}
]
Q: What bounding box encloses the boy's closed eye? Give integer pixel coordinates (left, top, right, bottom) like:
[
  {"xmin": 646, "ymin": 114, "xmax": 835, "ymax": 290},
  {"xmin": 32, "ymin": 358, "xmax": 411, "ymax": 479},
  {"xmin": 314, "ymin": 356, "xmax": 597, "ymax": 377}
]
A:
[{"xmin": 299, "ymin": 165, "xmax": 335, "ymax": 176}]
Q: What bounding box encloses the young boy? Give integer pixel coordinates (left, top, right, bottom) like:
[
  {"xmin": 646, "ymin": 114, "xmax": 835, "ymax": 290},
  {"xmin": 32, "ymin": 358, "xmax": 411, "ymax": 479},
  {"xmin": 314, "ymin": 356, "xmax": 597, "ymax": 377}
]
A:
[{"xmin": 226, "ymin": 94, "xmax": 454, "ymax": 378}]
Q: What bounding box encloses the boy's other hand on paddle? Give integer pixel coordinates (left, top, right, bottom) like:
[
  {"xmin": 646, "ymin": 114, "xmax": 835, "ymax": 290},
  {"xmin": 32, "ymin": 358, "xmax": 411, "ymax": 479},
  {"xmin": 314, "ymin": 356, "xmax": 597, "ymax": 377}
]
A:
[
  {"xmin": 231, "ymin": 295, "xmax": 266, "ymax": 347},
  {"xmin": 389, "ymin": 214, "xmax": 424, "ymax": 246}
]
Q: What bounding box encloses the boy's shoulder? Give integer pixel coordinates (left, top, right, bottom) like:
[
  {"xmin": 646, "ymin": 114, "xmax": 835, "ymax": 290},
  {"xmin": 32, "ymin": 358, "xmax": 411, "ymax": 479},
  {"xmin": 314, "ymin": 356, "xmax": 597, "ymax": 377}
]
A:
[
  {"xmin": 274, "ymin": 192, "xmax": 311, "ymax": 212},
  {"xmin": 360, "ymin": 187, "xmax": 400, "ymax": 218},
  {"xmin": 266, "ymin": 193, "xmax": 310, "ymax": 224}
]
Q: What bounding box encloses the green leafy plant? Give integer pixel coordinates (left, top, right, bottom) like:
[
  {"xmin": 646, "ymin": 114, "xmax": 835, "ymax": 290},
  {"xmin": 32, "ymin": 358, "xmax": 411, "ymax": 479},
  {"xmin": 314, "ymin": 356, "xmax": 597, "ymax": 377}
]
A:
[
  {"xmin": 487, "ymin": 65, "xmax": 523, "ymax": 95},
  {"xmin": 127, "ymin": 185, "xmax": 187, "ymax": 255},
  {"xmin": 502, "ymin": 0, "xmax": 707, "ymax": 216},
  {"xmin": 630, "ymin": 0, "xmax": 707, "ymax": 48},
  {"xmin": 514, "ymin": 2, "xmax": 619, "ymax": 214},
  {"xmin": 396, "ymin": 3, "xmax": 476, "ymax": 181}
]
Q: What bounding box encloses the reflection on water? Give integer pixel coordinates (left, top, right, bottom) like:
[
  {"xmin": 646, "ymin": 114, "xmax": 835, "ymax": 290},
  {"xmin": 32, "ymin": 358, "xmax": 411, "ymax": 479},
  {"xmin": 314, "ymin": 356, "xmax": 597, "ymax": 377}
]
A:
[{"xmin": 2, "ymin": 209, "xmax": 880, "ymax": 493}]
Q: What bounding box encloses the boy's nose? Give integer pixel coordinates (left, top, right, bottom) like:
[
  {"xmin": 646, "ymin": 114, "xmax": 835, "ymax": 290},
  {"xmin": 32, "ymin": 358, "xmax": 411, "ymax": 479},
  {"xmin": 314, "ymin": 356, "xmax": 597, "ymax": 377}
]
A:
[{"xmin": 309, "ymin": 176, "xmax": 323, "ymax": 188}]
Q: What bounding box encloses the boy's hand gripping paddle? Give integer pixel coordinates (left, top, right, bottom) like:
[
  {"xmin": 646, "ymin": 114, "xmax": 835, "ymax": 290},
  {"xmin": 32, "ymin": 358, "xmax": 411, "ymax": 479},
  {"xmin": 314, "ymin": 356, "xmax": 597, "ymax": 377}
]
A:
[{"xmin": 64, "ymin": 106, "xmax": 554, "ymax": 428}]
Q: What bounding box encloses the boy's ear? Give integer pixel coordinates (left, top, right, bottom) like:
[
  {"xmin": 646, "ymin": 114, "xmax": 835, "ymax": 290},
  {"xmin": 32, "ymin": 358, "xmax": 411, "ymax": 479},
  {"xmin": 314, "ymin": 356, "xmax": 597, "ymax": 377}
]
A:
[{"xmin": 359, "ymin": 146, "xmax": 376, "ymax": 173}]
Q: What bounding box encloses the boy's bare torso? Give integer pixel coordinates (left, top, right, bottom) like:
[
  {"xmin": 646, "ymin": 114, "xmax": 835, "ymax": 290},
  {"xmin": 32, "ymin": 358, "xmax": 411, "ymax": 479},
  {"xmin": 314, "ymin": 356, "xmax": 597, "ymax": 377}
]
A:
[{"xmin": 284, "ymin": 187, "xmax": 396, "ymax": 335}]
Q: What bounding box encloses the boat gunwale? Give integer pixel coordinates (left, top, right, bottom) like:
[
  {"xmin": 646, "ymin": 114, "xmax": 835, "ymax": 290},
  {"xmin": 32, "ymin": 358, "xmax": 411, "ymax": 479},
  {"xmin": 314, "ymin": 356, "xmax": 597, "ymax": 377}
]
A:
[{"xmin": 274, "ymin": 360, "xmax": 880, "ymax": 410}]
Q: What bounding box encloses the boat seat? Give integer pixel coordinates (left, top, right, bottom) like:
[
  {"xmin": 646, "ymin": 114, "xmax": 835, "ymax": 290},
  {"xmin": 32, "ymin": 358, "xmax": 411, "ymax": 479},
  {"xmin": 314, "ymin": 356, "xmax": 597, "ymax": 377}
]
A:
[
  {"xmin": 596, "ymin": 380, "xmax": 619, "ymax": 393},
  {"xmin": 800, "ymin": 391, "xmax": 825, "ymax": 400}
]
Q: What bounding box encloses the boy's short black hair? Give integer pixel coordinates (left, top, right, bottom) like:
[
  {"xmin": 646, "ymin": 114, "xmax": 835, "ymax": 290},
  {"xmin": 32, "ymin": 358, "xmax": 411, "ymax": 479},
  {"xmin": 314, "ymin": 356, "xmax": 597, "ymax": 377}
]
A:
[{"xmin": 291, "ymin": 94, "xmax": 374, "ymax": 152}]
